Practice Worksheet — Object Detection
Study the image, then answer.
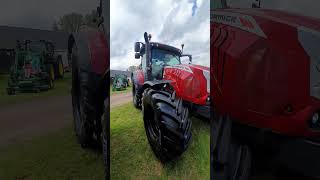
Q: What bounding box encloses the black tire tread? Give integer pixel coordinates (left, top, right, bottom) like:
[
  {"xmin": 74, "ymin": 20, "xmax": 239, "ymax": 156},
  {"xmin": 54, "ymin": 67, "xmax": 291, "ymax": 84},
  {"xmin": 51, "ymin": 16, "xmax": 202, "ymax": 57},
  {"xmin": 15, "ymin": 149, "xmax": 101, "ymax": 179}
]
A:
[{"xmin": 143, "ymin": 88, "xmax": 192, "ymax": 162}]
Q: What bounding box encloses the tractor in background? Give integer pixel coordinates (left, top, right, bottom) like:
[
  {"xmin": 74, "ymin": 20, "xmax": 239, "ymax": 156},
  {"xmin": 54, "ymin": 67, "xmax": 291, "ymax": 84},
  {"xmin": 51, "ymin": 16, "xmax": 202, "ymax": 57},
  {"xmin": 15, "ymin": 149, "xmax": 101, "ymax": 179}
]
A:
[
  {"xmin": 131, "ymin": 32, "xmax": 210, "ymax": 162},
  {"xmin": 7, "ymin": 40, "xmax": 64, "ymax": 95},
  {"xmin": 112, "ymin": 74, "xmax": 128, "ymax": 91}
]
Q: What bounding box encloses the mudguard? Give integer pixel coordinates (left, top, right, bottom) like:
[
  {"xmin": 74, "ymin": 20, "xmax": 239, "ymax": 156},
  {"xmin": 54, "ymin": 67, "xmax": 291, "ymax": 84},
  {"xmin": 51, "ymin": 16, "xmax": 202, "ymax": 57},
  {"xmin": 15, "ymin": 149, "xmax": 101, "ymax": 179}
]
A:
[
  {"xmin": 68, "ymin": 30, "xmax": 109, "ymax": 76},
  {"xmin": 68, "ymin": 30, "xmax": 109, "ymax": 90},
  {"xmin": 163, "ymin": 64, "xmax": 210, "ymax": 105}
]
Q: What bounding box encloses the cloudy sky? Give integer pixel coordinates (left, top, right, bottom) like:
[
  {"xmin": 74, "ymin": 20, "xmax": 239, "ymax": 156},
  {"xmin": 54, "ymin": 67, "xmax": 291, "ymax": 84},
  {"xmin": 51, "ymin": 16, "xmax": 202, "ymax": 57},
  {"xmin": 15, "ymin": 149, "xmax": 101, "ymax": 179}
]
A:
[
  {"xmin": 0, "ymin": 0, "xmax": 99, "ymax": 30},
  {"xmin": 110, "ymin": 0, "xmax": 210, "ymax": 70}
]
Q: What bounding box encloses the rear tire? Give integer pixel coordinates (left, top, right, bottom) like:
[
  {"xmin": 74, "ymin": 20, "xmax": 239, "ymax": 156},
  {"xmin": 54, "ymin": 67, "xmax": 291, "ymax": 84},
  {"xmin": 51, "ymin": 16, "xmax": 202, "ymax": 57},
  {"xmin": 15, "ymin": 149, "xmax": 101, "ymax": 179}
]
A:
[
  {"xmin": 71, "ymin": 44, "xmax": 104, "ymax": 148},
  {"xmin": 142, "ymin": 88, "xmax": 192, "ymax": 162},
  {"xmin": 55, "ymin": 56, "xmax": 64, "ymax": 79},
  {"xmin": 211, "ymin": 111, "xmax": 252, "ymax": 180}
]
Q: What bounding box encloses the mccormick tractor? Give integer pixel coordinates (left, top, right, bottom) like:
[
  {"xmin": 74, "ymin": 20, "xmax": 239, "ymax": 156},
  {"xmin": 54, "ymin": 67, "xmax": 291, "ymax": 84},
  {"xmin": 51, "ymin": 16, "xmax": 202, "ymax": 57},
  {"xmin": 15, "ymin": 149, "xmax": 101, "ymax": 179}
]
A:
[
  {"xmin": 68, "ymin": 0, "xmax": 109, "ymax": 179},
  {"xmin": 7, "ymin": 40, "xmax": 64, "ymax": 94},
  {"xmin": 112, "ymin": 74, "xmax": 128, "ymax": 91},
  {"xmin": 211, "ymin": 0, "xmax": 320, "ymax": 179},
  {"xmin": 131, "ymin": 32, "xmax": 210, "ymax": 161}
]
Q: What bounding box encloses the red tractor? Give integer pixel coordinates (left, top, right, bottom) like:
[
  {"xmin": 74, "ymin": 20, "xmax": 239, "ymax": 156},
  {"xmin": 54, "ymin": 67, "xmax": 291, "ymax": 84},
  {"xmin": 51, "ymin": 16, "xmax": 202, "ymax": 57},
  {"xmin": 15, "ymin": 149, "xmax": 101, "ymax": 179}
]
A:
[
  {"xmin": 211, "ymin": 0, "xmax": 320, "ymax": 179},
  {"xmin": 131, "ymin": 32, "xmax": 210, "ymax": 161},
  {"xmin": 68, "ymin": 0, "xmax": 109, "ymax": 179}
]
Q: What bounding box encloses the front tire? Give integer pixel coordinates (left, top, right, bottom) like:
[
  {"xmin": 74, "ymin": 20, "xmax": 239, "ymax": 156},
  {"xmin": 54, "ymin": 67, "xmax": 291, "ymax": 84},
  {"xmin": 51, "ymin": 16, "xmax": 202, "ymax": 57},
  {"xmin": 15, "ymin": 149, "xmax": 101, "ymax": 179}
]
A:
[
  {"xmin": 142, "ymin": 88, "xmax": 192, "ymax": 162},
  {"xmin": 211, "ymin": 111, "xmax": 252, "ymax": 180}
]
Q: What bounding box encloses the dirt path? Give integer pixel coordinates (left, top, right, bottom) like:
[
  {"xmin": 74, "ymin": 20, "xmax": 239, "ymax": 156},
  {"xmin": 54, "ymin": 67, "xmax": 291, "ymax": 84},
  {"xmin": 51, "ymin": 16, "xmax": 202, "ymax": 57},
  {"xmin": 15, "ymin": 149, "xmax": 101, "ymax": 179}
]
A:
[
  {"xmin": 0, "ymin": 95, "xmax": 72, "ymax": 148},
  {"xmin": 0, "ymin": 92, "xmax": 132, "ymax": 149},
  {"xmin": 110, "ymin": 92, "xmax": 132, "ymax": 109}
]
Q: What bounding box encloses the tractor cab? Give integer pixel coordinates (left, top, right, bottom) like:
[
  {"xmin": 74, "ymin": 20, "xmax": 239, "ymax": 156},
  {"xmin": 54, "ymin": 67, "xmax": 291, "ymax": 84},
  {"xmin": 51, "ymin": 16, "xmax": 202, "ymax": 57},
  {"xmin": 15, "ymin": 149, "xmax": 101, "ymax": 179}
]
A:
[{"xmin": 134, "ymin": 32, "xmax": 191, "ymax": 81}]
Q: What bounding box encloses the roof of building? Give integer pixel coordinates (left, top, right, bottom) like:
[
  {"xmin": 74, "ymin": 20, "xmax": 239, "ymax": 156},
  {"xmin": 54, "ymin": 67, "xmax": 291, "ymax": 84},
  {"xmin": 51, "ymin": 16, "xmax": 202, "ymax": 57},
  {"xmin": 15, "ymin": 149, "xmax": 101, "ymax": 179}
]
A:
[{"xmin": 0, "ymin": 26, "xmax": 69, "ymax": 50}]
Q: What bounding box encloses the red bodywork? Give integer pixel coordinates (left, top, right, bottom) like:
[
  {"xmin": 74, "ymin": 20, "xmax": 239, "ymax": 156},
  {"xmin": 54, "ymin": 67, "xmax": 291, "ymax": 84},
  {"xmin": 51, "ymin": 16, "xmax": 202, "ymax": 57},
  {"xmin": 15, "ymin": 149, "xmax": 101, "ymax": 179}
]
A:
[
  {"xmin": 133, "ymin": 64, "xmax": 210, "ymax": 105},
  {"xmin": 88, "ymin": 31, "xmax": 109, "ymax": 75},
  {"xmin": 211, "ymin": 9, "xmax": 320, "ymax": 137},
  {"xmin": 164, "ymin": 64, "xmax": 210, "ymax": 105}
]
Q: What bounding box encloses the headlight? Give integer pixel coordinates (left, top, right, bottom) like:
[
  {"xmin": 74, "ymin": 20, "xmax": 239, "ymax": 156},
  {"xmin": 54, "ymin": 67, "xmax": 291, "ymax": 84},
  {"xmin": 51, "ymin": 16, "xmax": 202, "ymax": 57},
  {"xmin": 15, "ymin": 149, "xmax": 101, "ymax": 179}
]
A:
[{"xmin": 310, "ymin": 112, "xmax": 320, "ymax": 129}]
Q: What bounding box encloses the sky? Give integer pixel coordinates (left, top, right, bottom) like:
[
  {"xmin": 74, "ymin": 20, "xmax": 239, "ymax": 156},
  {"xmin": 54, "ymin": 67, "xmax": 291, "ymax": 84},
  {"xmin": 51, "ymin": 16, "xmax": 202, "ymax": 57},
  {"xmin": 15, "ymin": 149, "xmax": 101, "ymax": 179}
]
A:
[
  {"xmin": 110, "ymin": 0, "xmax": 210, "ymax": 70},
  {"xmin": 0, "ymin": 0, "xmax": 99, "ymax": 30}
]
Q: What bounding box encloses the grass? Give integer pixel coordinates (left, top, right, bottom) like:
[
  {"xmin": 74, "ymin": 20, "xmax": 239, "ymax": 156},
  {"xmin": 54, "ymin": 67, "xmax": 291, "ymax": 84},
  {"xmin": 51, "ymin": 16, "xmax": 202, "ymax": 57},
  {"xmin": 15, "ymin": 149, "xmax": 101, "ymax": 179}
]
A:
[
  {"xmin": 0, "ymin": 100, "xmax": 209, "ymax": 180},
  {"xmin": 0, "ymin": 126, "xmax": 105, "ymax": 180},
  {"xmin": 0, "ymin": 73, "xmax": 71, "ymax": 106},
  {"xmin": 111, "ymin": 103, "xmax": 210, "ymax": 180}
]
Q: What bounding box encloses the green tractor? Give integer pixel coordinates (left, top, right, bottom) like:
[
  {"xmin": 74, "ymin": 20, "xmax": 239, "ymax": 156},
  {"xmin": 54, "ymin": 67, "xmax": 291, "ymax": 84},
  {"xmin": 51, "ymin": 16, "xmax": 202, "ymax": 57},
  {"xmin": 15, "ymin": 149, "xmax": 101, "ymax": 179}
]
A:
[
  {"xmin": 112, "ymin": 74, "xmax": 128, "ymax": 91},
  {"xmin": 7, "ymin": 40, "xmax": 64, "ymax": 95}
]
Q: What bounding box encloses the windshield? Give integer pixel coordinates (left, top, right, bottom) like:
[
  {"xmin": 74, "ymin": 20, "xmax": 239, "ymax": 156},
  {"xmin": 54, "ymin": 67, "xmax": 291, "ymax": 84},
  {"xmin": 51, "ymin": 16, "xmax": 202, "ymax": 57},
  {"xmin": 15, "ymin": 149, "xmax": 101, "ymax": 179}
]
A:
[
  {"xmin": 28, "ymin": 42, "xmax": 45, "ymax": 52},
  {"xmin": 151, "ymin": 48, "xmax": 180, "ymax": 66},
  {"xmin": 151, "ymin": 48, "xmax": 181, "ymax": 80},
  {"xmin": 212, "ymin": 0, "xmax": 320, "ymax": 19}
]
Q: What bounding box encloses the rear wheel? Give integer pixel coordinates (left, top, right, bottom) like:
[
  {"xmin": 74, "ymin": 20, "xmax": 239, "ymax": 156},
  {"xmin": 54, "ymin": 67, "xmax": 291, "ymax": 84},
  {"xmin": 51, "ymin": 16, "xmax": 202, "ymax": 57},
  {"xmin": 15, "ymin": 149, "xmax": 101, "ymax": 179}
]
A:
[
  {"xmin": 55, "ymin": 56, "xmax": 64, "ymax": 79},
  {"xmin": 142, "ymin": 88, "xmax": 192, "ymax": 162},
  {"xmin": 71, "ymin": 44, "xmax": 104, "ymax": 148},
  {"xmin": 211, "ymin": 111, "xmax": 252, "ymax": 180}
]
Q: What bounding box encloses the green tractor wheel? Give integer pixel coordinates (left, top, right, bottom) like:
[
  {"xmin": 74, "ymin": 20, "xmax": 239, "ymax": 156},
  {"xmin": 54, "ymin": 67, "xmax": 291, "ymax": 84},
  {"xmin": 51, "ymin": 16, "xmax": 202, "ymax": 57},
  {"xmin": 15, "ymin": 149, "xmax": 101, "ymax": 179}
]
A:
[{"xmin": 55, "ymin": 57, "xmax": 64, "ymax": 79}]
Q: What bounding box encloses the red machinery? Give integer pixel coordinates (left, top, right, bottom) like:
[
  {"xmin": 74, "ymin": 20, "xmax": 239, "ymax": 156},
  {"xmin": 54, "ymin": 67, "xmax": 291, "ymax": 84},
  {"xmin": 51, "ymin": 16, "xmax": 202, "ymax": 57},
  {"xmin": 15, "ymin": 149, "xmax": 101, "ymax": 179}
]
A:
[
  {"xmin": 132, "ymin": 32, "xmax": 210, "ymax": 161},
  {"xmin": 211, "ymin": 0, "xmax": 320, "ymax": 179},
  {"xmin": 68, "ymin": 0, "xmax": 110, "ymax": 179}
]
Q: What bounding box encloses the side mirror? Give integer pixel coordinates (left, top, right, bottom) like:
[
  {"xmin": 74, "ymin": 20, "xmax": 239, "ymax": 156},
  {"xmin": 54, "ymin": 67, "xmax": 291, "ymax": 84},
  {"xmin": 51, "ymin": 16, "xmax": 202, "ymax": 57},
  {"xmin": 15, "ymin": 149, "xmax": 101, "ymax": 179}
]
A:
[
  {"xmin": 134, "ymin": 42, "xmax": 140, "ymax": 52},
  {"xmin": 135, "ymin": 52, "xmax": 140, "ymax": 59}
]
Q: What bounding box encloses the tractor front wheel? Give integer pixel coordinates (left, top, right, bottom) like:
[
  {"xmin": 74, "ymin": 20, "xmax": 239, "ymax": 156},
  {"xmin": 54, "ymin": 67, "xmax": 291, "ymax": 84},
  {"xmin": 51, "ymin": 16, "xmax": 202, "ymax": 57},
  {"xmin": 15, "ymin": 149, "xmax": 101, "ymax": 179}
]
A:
[
  {"xmin": 142, "ymin": 88, "xmax": 192, "ymax": 162},
  {"xmin": 211, "ymin": 111, "xmax": 252, "ymax": 180}
]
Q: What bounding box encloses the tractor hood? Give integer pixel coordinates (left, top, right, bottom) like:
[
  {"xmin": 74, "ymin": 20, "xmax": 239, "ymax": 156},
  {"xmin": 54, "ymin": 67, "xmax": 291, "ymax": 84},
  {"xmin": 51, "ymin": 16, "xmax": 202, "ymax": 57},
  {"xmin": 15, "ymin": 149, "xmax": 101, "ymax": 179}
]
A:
[
  {"xmin": 221, "ymin": 8, "xmax": 320, "ymax": 31},
  {"xmin": 163, "ymin": 64, "xmax": 209, "ymax": 105},
  {"xmin": 212, "ymin": 8, "xmax": 320, "ymax": 131}
]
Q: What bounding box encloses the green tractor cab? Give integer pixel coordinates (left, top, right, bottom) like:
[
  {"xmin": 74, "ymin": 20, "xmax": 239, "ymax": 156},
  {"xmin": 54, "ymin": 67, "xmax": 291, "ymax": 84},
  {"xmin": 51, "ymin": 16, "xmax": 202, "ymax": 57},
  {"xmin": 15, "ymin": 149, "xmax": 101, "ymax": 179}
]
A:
[
  {"xmin": 7, "ymin": 40, "xmax": 62, "ymax": 95},
  {"xmin": 112, "ymin": 74, "xmax": 128, "ymax": 91}
]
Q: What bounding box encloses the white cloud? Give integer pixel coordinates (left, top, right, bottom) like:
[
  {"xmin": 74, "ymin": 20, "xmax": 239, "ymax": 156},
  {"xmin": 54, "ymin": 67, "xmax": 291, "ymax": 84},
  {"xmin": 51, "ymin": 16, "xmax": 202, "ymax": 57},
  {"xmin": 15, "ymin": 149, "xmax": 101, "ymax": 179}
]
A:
[{"xmin": 110, "ymin": 0, "xmax": 209, "ymax": 70}]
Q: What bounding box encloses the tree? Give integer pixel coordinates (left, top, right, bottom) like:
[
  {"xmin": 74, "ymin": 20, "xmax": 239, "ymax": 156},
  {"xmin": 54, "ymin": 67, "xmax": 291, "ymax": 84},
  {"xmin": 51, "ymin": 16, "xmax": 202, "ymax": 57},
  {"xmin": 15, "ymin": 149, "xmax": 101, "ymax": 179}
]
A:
[
  {"xmin": 84, "ymin": 10, "xmax": 99, "ymax": 28},
  {"xmin": 57, "ymin": 13, "xmax": 84, "ymax": 33},
  {"xmin": 127, "ymin": 66, "xmax": 138, "ymax": 72},
  {"xmin": 52, "ymin": 21, "xmax": 59, "ymax": 31}
]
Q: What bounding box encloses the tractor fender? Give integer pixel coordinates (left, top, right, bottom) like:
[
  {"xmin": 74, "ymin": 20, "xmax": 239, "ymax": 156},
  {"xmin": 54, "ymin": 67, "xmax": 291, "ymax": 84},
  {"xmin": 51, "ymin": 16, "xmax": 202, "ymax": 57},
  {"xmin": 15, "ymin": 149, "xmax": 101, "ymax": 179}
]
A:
[
  {"xmin": 68, "ymin": 30, "xmax": 109, "ymax": 76},
  {"xmin": 142, "ymin": 80, "xmax": 172, "ymax": 92},
  {"xmin": 68, "ymin": 30, "xmax": 109, "ymax": 91}
]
